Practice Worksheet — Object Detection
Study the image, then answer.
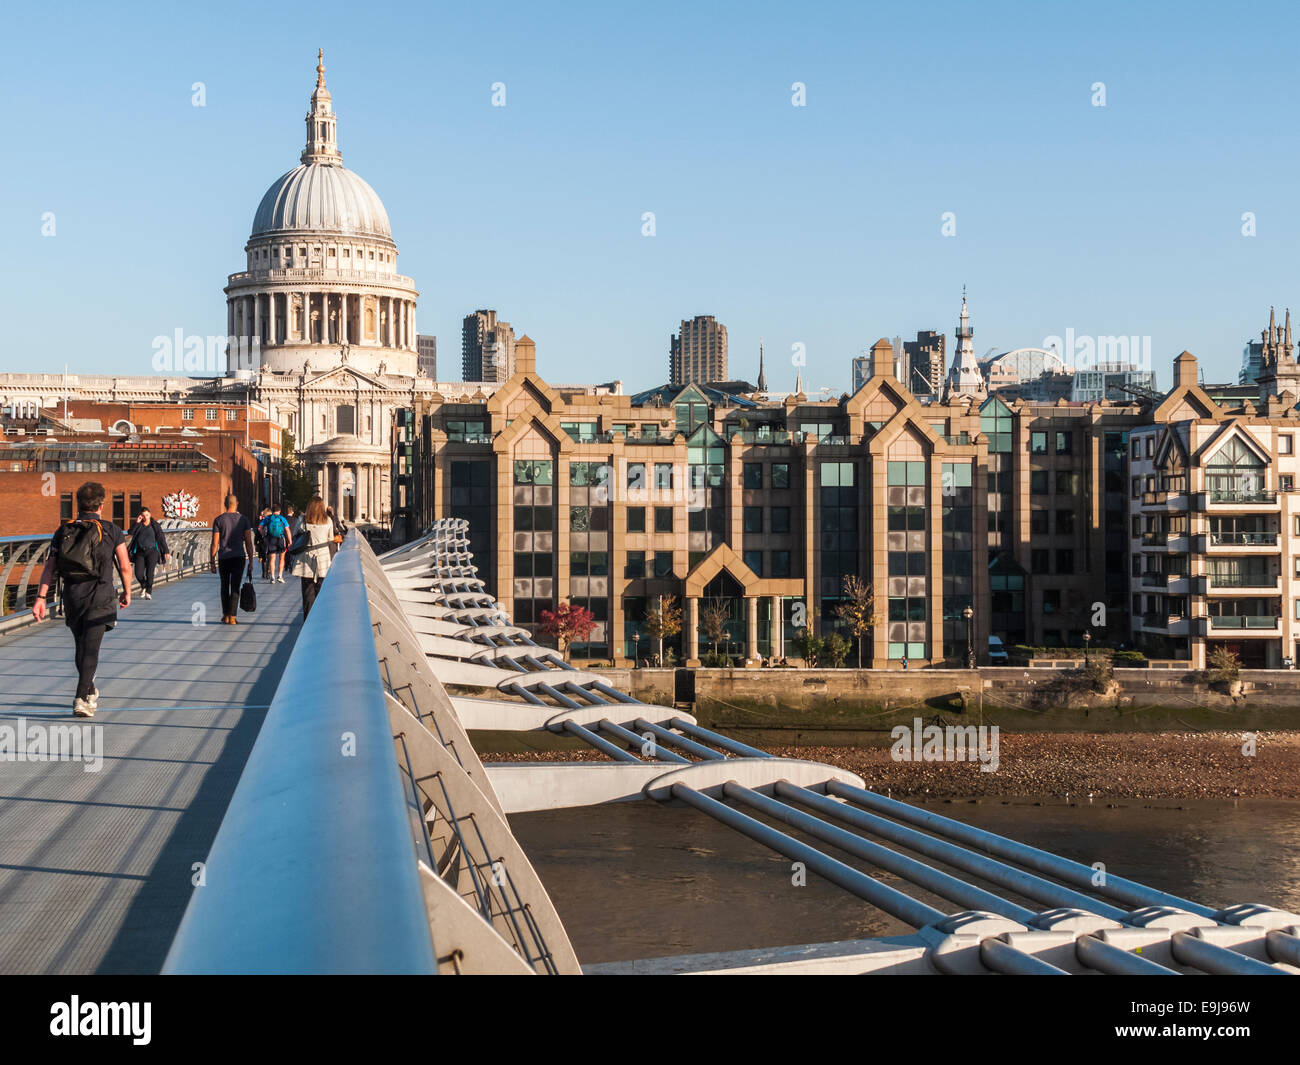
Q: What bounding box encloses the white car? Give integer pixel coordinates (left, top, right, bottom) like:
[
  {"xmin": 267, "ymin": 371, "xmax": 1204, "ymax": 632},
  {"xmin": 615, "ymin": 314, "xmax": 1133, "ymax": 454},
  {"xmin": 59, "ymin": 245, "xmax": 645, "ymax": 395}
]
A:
[{"xmin": 987, "ymin": 636, "xmax": 1009, "ymax": 665}]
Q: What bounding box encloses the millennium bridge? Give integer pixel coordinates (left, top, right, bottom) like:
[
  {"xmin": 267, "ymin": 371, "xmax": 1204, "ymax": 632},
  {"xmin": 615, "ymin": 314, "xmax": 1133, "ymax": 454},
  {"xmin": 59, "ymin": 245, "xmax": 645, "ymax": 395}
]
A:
[{"xmin": 0, "ymin": 522, "xmax": 1297, "ymax": 975}]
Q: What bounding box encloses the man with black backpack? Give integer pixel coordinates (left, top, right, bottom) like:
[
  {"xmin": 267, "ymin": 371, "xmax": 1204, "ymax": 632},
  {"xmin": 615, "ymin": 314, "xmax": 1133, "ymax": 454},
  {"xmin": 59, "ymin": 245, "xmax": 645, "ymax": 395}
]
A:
[{"xmin": 31, "ymin": 481, "xmax": 131, "ymax": 717}]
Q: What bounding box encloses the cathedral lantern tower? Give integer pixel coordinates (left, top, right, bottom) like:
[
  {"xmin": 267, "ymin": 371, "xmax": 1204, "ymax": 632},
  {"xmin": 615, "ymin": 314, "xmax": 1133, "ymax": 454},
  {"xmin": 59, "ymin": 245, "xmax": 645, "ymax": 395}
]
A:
[{"xmin": 224, "ymin": 51, "xmax": 419, "ymax": 379}]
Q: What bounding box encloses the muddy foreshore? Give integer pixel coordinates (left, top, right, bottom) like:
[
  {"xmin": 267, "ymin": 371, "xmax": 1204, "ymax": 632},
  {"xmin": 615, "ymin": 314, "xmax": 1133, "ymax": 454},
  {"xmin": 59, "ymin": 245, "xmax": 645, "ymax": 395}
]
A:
[{"xmin": 480, "ymin": 730, "xmax": 1300, "ymax": 801}]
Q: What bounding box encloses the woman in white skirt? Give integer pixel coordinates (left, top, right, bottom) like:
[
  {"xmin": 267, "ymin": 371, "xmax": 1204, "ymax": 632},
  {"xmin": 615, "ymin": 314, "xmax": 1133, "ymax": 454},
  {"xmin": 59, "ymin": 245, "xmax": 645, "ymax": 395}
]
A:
[{"xmin": 289, "ymin": 495, "xmax": 334, "ymax": 618}]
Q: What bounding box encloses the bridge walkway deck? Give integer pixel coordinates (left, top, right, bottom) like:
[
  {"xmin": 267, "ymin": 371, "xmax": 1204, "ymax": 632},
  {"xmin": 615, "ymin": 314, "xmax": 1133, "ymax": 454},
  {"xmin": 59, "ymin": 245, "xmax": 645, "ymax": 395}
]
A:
[{"xmin": 0, "ymin": 573, "xmax": 303, "ymax": 973}]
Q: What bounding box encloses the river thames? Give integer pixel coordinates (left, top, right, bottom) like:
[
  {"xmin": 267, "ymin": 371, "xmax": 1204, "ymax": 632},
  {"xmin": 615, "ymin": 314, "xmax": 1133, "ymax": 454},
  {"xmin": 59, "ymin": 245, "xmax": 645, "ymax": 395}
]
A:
[{"xmin": 511, "ymin": 797, "xmax": 1300, "ymax": 964}]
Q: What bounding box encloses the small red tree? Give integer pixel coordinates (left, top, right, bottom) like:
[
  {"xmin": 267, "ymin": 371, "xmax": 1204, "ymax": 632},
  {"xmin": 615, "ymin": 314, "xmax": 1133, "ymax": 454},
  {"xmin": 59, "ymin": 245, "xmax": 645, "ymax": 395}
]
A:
[{"xmin": 538, "ymin": 601, "xmax": 597, "ymax": 661}]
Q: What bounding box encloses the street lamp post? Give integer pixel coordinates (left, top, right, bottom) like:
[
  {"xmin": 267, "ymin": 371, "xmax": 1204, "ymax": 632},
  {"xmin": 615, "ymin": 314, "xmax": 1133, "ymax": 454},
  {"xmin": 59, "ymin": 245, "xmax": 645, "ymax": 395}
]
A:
[
  {"xmin": 962, "ymin": 605, "xmax": 975, "ymax": 669},
  {"xmin": 1083, "ymin": 629, "xmax": 1092, "ymax": 660}
]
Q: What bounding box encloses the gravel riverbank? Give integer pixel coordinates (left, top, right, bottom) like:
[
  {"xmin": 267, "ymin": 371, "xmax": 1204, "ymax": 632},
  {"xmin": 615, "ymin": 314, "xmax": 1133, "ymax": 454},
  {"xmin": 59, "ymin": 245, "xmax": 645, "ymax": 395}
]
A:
[{"xmin": 482, "ymin": 730, "xmax": 1300, "ymax": 800}]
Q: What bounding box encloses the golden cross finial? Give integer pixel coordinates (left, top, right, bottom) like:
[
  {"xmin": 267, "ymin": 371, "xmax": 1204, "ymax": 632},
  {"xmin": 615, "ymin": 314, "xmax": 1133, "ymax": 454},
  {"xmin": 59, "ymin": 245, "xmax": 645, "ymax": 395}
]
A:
[{"xmin": 316, "ymin": 49, "xmax": 326, "ymax": 85}]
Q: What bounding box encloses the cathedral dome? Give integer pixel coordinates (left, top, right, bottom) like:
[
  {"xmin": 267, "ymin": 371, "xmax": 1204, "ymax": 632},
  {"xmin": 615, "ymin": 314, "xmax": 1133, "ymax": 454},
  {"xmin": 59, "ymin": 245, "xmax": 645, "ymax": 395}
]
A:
[{"xmin": 251, "ymin": 163, "xmax": 392, "ymax": 240}]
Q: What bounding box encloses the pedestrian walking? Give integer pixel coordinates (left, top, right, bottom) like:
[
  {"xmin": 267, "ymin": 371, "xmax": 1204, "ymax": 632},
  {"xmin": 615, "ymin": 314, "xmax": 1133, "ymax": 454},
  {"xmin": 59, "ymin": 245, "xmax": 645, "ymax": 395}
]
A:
[
  {"xmin": 211, "ymin": 494, "xmax": 255, "ymax": 625},
  {"xmin": 255, "ymin": 507, "xmax": 271, "ymax": 579},
  {"xmin": 31, "ymin": 481, "xmax": 131, "ymax": 717},
  {"xmin": 285, "ymin": 504, "xmax": 299, "ymax": 537},
  {"xmin": 263, "ymin": 504, "xmax": 290, "ymax": 583},
  {"xmin": 325, "ymin": 506, "xmax": 347, "ymax": 559},
  {"xmin": 288, "ymin": 496, "xmax": 333, "ymax": 618},
  {"xmin": 127, "ymin": 507, "xmax": 169, "ymax": 599}
]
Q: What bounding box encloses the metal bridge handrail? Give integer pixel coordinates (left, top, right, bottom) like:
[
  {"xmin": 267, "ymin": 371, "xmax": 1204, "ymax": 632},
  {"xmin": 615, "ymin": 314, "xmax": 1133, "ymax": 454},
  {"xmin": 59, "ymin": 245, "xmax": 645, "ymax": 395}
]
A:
[
  {"xmin": 1, "ymin": 526, "xmax": 216, "ymax": 627},
  {"xmin": 163, "ymin": 536, "xmax": 437, "ymax": 974}
]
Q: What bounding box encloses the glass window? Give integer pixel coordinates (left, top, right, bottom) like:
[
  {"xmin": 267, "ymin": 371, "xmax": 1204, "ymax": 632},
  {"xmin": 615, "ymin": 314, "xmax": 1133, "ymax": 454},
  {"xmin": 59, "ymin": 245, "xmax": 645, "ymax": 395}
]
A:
[
  {"xmin": 654, "ymin": 463, "xmax": 673, "ymax": 490},
  {"xmin": 743, "ymin": 550, "xmax": 763, "ymax": 576},
  {"xmin": 1056, "ymin": 431, "xmax": 1073, "ymax": 455},
  {"xmin": 744, "ymin": 463, "xmax": 763, "ymax": 489},
  {"xmin": 1031, "ymin": 471, "xmax": 1048, "ymax": 495},
  {"xmin": 771, "ymin": 463, "xmax": 790, "ymax": 489},
  {"xmin": 771, "ymin": 550, "xmax": 791, "ymax": 577},
  {"xmin": 744, "ymin": 506, "xmax": 763, "ymax": 533},
  {"xmin": 513, "ymin": 459, "xmax": 553, "ymax": 485},
  {"xmin": 627, "ymin": 463, "xmax": 646, "ymax": 491},
  {"xmin": 771, "ymin": 506, "xmax": 791, "ymax": 534},
  {"xmin": 626, "ymin": 551, "xmax": 645, "ymax": 578},
  {"xmin": 627, "ymin": 507, "xmax": 645, "ymax": 533},
  {"xmin": 655, "ymin": 507, "xmax": 673, "ymax": 532},
  {"xmin": 1030, "ymin": 432, "xmax": 1047, "ymax": 454},
  {"xmin": 653, "ymin": 551, "xmax": 674, "ymax": 578}
]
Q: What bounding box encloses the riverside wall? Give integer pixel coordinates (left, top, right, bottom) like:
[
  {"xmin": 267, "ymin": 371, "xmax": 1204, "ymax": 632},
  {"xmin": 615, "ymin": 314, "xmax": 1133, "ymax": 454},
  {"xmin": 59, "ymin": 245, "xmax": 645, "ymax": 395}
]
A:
[{"xmin": 600, "ymin": 666, "xmax": 1300, "ymax": 734}]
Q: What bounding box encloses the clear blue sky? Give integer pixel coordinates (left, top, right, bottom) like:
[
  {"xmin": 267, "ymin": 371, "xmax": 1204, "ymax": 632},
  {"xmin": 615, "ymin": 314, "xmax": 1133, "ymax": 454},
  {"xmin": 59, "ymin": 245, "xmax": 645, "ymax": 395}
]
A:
[{"xmin": 2, "ymin": 0, "xmax": 1297, "ymax": 393}]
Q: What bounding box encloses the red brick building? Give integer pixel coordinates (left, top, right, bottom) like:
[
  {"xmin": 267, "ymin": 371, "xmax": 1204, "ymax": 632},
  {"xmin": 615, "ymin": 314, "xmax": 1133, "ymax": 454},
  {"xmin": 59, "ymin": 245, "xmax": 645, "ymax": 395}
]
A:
[
  {"xmin": 0, "ymin": 434, "xmax": 266, "ymax": 536},
  {"xmin": 59, "ymin": 399, "xmax": 282, "ymax": 462}
]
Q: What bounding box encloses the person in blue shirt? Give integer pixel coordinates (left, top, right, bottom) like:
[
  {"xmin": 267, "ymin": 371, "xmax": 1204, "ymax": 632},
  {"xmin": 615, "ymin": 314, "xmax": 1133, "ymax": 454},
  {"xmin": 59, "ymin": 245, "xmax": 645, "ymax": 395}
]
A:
[{"xmin": 263, "ymin": 504, "xmax": 291, "ymax": 584}]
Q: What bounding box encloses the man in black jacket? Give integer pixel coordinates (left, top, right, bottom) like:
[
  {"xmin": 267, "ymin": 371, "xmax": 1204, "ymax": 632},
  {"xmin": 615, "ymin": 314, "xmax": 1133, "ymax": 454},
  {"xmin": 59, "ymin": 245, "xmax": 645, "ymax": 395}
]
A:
[
  {"xmin": 128, "ymin": 507, "xmax": 170, "ymax": 599},
  {"xmin": 31, "ymin": 481, "xmax": 131, "ymax": 717}
]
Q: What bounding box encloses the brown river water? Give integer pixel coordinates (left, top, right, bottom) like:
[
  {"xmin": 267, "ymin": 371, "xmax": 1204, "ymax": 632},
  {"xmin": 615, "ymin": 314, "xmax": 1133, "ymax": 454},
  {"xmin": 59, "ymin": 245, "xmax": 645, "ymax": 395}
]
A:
[{"xmin": 509, "ymin": 796, "xmax": 1300, "ymax": 965}]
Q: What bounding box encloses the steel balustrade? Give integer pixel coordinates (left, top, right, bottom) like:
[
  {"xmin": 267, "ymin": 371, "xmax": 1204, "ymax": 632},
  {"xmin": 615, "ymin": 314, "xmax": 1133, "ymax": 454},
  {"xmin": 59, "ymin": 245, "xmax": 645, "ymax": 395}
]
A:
[
  {"xmin": 163, "ymin": 541, "xmax": 438, "ymax": 974},
  {"xmin": 288, "ymin": 517, "xmax": 1300, "ymax": 976},
  {"xmin": 0, "ymin": 525, "xmax": 215, "ymax": 632}
]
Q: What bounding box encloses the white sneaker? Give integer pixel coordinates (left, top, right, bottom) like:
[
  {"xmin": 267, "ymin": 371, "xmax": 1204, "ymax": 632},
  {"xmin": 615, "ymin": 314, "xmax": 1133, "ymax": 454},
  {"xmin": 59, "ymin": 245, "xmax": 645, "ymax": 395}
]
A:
[
  {"xmin": 143, "ymin": 591, "xmax": 152, "ymax": 600},
  {"xmin": 87, "ymin": 686, "xmax": 99, "ymax": 709},
  {"xmin": 73, "ymin": 698, "xmax": 94, "ymax": 718}
]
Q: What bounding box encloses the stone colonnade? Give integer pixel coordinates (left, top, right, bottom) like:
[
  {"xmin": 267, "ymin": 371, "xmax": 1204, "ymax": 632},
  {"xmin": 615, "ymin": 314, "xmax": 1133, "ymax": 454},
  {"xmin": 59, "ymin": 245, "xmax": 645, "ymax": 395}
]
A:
[
  {"xmin": 229, "ymin": 291, "xmax": 416, "ymax": 349},
  {"xmin": 314, "ymin": 460, "xmax": 386, "ymax": 523},
  {"xmin": 684, "ymin": 594, "xmax": 785, "ymax": 667}
]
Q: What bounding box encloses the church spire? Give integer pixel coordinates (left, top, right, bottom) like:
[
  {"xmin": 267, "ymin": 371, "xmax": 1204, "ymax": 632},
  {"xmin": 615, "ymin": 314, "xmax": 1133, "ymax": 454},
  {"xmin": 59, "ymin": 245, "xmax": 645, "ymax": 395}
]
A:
[
  {"xmin": 757, "ymin": 339, "xmax": 767, "ymax": 392},
  {"xmin": 944, "ymin": 285, "xmax": 987, "ymax": 401},
  {"xmin": 302, "ymin": 49, "xmax": 342, "ymax": 166}
]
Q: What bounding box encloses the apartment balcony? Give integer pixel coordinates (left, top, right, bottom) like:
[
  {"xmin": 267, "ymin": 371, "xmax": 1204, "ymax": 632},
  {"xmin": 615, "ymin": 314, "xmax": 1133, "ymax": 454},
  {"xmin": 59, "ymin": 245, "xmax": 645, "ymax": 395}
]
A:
[
  {"xmin": 1207, "ymin": 531, "xmax": 1279, "ymax": 549},
  {"xmin": 1207, "ymin": 615, "xmax": 1280, "ymax": 631},
  {"xmin": 1140, "ymin": 490, "xmax": 1188, "ymax": 511},
  {"xmin": 1206, "ymin": 573, "xmax": 1282, "ymax": 593},
  {"xmin": 1203, "ymin": 489, "xmax": 1279, "ymax": 507},
  {"xmin": 1140, "ymin": 571, "xmax": 1190, "ymax": 590},
  {"xmin": 1140, "ymin": 613, "xmax": 1190, "ymax": 634},
  {"xmin": 729, "ymin": 429, "xmax": 803, "ymax": 446},
  {"xmin": 1139, "ymin": 531, "xmax": 1190, "ymax": 552}
]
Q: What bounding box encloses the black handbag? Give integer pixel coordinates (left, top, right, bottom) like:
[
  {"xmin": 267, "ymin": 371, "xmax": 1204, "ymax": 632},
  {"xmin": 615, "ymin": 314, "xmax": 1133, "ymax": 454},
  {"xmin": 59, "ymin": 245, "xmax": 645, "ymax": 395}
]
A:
[
  {"xmin": 285, "ymin": 528, "xmax": 310, "ymax": 559},
  {"xmin": 240, "ymin": 566, "xmax": 257, "ymax": 613}
]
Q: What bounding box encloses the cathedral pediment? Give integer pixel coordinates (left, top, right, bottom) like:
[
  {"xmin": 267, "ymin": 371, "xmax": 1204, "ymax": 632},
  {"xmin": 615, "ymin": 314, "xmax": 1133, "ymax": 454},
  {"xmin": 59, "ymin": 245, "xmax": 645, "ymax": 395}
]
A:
[{"xmin": 300, "ymin": 364, "xmax": 392, "ymax": 391}]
